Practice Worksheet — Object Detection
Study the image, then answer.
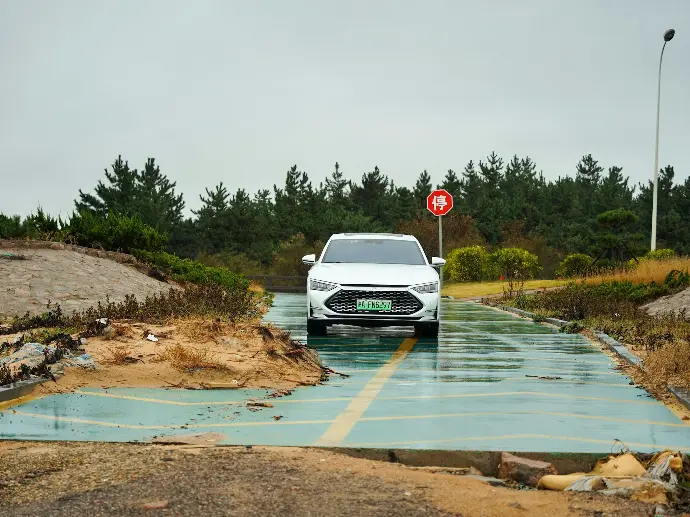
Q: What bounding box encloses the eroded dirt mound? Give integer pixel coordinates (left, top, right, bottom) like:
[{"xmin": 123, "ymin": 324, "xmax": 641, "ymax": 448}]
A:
[
  {"xmin": 0, "ymin": 247, "xmax": 170, "ymax": 318},
  {"xmin": 31, "ymin": 318, "xmax": 323, "ymax": 394},
  {"xmin": 642, "ymin": 287, "xmax": 690, "ymax": 318}
]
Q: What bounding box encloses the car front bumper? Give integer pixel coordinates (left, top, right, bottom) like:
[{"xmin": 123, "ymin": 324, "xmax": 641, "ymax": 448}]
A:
[{"xmin": 307, "ymin": 286, "xmax": 439, "ymax": 325}]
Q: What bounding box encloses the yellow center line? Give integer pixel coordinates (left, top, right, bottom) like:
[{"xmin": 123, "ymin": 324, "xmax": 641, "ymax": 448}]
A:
[
  {"xmin": 358, "ymin": 410, "xmax": 689, "ymax": 428},
  {"xmin": 8, "ymin": 406, "xmax": 686, "ymax": 431},
  {"xmin": 315, "ymin": 337, "xmax": 417, "ymax": 446},
  {"xmin": 68, "ymin": 389, "xmax": 662, "ymax": 407},
  {"xmin": 8, "ymin": 410, "xmax": 331, "ymax": 430}
]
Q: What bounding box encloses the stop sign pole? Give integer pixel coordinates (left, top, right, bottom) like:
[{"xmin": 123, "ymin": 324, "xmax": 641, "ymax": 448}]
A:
[{"xmin": 426, "ymin": 189, "xmax": 454, "ymax": 289}]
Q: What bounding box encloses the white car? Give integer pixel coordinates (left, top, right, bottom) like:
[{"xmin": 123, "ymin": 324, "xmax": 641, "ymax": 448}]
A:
[{"xmin": 301, "ymin": 233, "xmax": 445, "ymax": 337}]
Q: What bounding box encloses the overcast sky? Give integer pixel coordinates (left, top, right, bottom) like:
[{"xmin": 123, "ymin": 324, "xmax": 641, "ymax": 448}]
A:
[{"xmin": 1, "ymin": 0, "xmax": 688, "ymax": 218}]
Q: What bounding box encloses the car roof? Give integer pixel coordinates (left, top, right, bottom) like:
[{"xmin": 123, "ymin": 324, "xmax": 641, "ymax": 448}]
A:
[{"xmin": 329, "ymin": 233, "xmax": 417, "ymax": 241}]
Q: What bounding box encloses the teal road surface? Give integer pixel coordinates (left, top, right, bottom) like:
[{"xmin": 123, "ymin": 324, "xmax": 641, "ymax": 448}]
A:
[{"xmin": 2, "ymin": 294, "xmax": 690, "ymax": 452}]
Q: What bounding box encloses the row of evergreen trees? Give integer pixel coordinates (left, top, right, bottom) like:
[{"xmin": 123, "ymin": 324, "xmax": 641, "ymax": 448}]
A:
[{"xmin": 4, "ymin": 153, "xmax": 690, "ymax": 268}]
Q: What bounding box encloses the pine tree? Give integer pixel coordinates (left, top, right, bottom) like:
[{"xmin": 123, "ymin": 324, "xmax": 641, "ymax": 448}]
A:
[
  {"xmin": 134, "ymin": 158, "xmax": 185, "ymax": 233},
  {"xmin": 413, "ymin": 170, "xmax": 433, "ymax": 216},
  {"xmin": 76, "ymin": 155, "xmax": 138, "ymax": 216},
  {"xmin": 438, "ymin": 169, "xmax": 461, "ymax": 199},
  {"xmin": 351, "ymin": 166, "xmax": 391, "ymax": 226}
]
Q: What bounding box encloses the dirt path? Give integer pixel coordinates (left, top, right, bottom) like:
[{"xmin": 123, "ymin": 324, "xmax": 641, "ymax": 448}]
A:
[
  {"xmin": 0, "ymin": 248, "xmax": 169, "ymax": 318},
  {"xmin": 0, "ymin": 442, "xmax": 657, "ymax": 517}
]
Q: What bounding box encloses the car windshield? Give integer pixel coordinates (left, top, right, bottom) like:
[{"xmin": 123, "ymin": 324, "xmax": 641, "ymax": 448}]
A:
[{"xmin": 321, "ymin": 238, "xmax": 426, "ymax": 265}]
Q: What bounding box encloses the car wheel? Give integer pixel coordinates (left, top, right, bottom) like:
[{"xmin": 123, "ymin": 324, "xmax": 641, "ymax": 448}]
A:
[
  {"xmin": 415, "ymin": 322, "xmax": 439, "ymax": 338},
  {"xmin": 307, "ymin": 319, "xmax": 327, "ymax": 336}
]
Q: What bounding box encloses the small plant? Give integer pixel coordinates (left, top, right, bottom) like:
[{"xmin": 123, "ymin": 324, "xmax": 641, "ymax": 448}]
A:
[
  {"xmin": 664, "ymin": 269, "xmax": 690, "ymax": 290},
  {"xmin": 492, "ymin": 247, "xmax": 541, "ymax": 296},
  {"xmin": 105, "ymin": 346, "xmax": 135, "ymax": 365},
  {"xmin": 556, "ymin": 253, "xmax": 592, "ymax": 278},
  {"xmin": 561, "ymin": 322, "xmax": 584, "ymax": 334},
  {"xmin": 531, "ymin": 313, "xmax": 548, "ymax": 323}
]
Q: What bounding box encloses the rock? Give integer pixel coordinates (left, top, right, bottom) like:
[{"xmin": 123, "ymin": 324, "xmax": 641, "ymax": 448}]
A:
[
  {"xmin": 497, "ymin": 452, "xmax": 557, "ymax": 487},
  {"xmin": 49, "ymin": 242, "xmax": 65, "ymax": 250},
  {"xmin": 466, "ymin": 475, "xmax": 508, "ymax": 487},
  {"xmin": 468, "ymin": 466, "xmax": 483, "ymax": 476}
]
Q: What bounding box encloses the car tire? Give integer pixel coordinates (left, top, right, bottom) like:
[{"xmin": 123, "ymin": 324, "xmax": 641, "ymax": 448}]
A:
[
  {"xmin": 307, "ymin": 319, "xmax": 327, "ymax": 336},
  {"xmin": 415, "ymin": 322, "xmax": 439, "ymax": 338}
]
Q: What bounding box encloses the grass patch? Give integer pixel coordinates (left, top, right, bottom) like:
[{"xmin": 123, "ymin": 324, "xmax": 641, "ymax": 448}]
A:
[
  {"xmin": 442, "ymin": 279, "xmax": 566, "ymax": 298},
  {"xmin": 156, "ymin": 343, "xmax": 230, "ymax": 372},
  {"xmin": 585, "ymin": 257, "xmax": 690, "ymax": 285}
]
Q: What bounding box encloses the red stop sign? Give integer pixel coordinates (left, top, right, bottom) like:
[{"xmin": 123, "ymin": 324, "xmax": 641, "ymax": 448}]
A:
[{"xmin": 427, "ymin": 189, "xmax": 453, "ymax": 216}]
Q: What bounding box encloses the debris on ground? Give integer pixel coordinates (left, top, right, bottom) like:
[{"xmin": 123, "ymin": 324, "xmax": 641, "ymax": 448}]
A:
[
  {"xmin": 538, "ymin": 450, "xmax": 687, "ymax": 507},
  {"xmin": 498, "ymin": 452, "xmax": 558, "ymax": 487},
  {"xmin": 247, "ymin": 401, "xmax": 274, "ymax": 408}
]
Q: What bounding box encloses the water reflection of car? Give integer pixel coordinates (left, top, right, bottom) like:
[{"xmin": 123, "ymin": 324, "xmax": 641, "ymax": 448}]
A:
[{"xmin": 302, "ymin": 233, "xmax": 445, "ymax": 337}]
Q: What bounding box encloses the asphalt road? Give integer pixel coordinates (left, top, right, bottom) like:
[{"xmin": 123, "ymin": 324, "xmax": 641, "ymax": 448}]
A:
[{"xmin": 2, "ymin": 295, "xmax": 690, "ymax": 452}]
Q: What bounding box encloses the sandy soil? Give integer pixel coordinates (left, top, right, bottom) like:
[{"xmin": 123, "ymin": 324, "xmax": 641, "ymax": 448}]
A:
[
  {"xmin": 0, "ymin": 441, "xmax": 661, "ymax": 517},
  {"xmin": 31, "ymin": 319, "xmax": 323, "ymax": 395}
]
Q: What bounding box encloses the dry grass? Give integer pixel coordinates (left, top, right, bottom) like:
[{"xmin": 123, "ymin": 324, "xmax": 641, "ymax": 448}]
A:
[
  {"xmin": 173, "ymin": 317, "xmax": 223, "ymax": 343},
  {"xmin": 642, "ymin": 341, "xmax": 690, "ymax": 389},
  {"xmin": 156, "ymin": 343, "xmax": 231, "ymax": 372},
  {"xmin": 585, "ymin": 257, "xmax": 690, "ymax": 285},
  {"xmin": 104, "ymin": 346, "xmax": 135, "ymax": 365},
  {"xmin": 442, "ymin": 279, "xmax": 567, "ymax": 299}
]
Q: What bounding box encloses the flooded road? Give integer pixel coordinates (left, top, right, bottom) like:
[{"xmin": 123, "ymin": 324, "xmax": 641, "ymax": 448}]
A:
[{"xmin": 2, "ymin": 295, "xmax": 689, "ymax": 452}]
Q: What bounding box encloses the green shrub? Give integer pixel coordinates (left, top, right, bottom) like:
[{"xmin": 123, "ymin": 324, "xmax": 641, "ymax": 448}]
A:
[
  {"xmin": 556, "ymin": 253, "xmax": 592, "ymax": 278},
  {"xmin": 196, "ymin": 251, "xmax": 267, "ymax": 276},
  {"xmin": 491, "ymin": 247, "xmax": 541, "ymax": 294},
  {"xmin": 665, "ymin": 269, "xmax": 690, "ymax": 290},
  {"xmin": 0, "ymin": 214, "xmax": 24, "ymax": 239},
  {"xmin": 270, "ymin": 234, "xmax": 323, "ymax": 277},
  {"xmin": 133, "ymin": 250, "xmax": 250, "ymax": 292},
  {"xmin": 645, "ymin": 248, "xmax": 676, "ymax": 261},
  {"xmin": 64, "ymin": 211, "xmax": 167, "ymax": 254},
  {"xmin": 445, "ymin": 246, "xmax": 492, "ymax": 282}
]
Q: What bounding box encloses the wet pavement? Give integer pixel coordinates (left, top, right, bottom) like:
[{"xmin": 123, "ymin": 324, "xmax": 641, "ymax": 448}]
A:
[{"xmin": 2, "ymin": 294, "xmax": 690, "ymax": 452}]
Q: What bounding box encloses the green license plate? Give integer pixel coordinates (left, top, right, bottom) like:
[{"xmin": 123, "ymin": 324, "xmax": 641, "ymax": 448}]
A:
[{"xmin": 356, "ymin": 299, "xmax": 392, "ymax": 312}]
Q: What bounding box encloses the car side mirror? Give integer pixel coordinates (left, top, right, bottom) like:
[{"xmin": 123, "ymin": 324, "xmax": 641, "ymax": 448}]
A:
[
  {"xmin": 431, "ymin": 257, "xmax": 446, "ymax": 268},
  {"xmin": 302, "ymin": 254, "xmax": 316, "ymax": 266}
]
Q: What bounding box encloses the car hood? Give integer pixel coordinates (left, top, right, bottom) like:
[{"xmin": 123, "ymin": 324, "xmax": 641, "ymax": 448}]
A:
[{"xmin": 309, "ymin": 263, "xmax": 438, "ymax": 287}]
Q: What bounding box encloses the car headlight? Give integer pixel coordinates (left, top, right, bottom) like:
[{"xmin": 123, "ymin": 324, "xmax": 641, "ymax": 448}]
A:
[
  {"xmin": 310, "ymin": 279, "xmax": 338, "ymax": 291},
  {"xmin": 412, "ymin": 282, "xmax": 438, "ymax": 294}
]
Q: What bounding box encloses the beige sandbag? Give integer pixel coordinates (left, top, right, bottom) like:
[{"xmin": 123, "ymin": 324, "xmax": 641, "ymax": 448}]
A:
[
  {"xmin": 537, "ymin": 473, "xmax": 587, "ymax": 491},
  {"xmin": 591, "ymin": 453, "xmax": 646, "ymax": 478}
]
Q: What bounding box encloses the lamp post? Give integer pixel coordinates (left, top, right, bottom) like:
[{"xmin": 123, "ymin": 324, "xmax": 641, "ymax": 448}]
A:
[{"xmin": 651, "ymin": 28, "xmax": 675, "ymax": 251}]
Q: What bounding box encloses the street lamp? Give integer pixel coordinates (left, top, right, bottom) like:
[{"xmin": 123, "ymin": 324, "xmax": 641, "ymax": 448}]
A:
[{"xmin": 651, "ymin": 28, "xmax": 675, "ymax": 251}]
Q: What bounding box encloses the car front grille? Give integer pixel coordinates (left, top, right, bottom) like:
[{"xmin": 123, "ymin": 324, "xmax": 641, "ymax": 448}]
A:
[{"xmin": 325, "ymin": 289, "xmax": 423, "ymax": 315}]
